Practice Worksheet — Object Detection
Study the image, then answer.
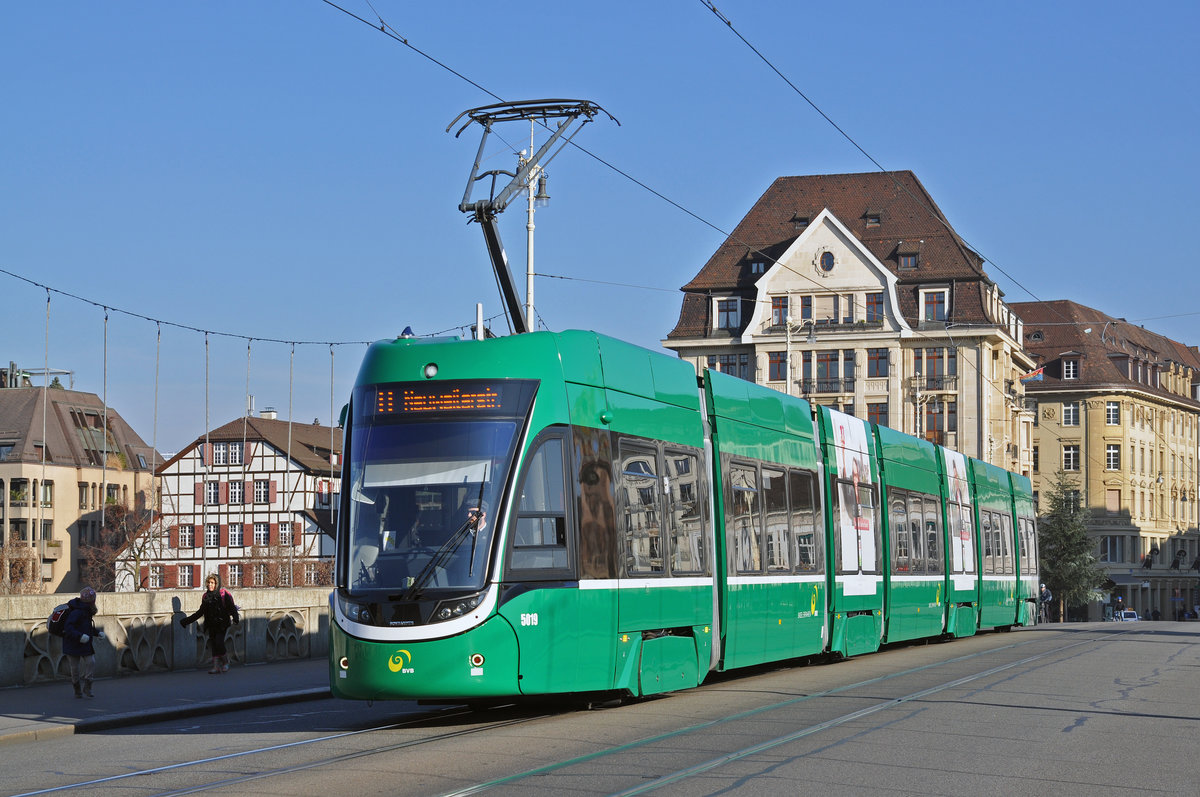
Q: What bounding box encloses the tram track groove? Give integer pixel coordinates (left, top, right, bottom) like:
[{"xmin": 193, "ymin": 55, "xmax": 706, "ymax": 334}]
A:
[{"xmin": 444, "ymin": 629, "xmax": 1128, "ymax": 796}]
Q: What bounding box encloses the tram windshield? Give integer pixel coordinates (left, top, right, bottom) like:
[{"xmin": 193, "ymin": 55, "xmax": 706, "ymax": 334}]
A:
[{"xmin": 343, "ymin": 380, "xmax": 537, "ymax": 597}]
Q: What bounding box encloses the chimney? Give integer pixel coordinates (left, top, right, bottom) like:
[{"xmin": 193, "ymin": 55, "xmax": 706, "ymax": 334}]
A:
[{"xmin": 260, "ymin": 407, "xmax": 278, "ymax": 420}]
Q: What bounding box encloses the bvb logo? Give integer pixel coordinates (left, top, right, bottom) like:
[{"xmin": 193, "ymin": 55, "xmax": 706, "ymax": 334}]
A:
[{"xmin": 388, "ymin": 649, "xmax": 414, "ymax": 674}]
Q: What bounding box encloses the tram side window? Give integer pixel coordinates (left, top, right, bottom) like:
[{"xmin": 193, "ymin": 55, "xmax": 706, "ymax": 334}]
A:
[
  {"xmin": 1019, "ymin": 517, "xmax": 1038, "ymax": 574},
  {"xmin": 833, "ymin": 478, "xmax": 880, "ymax": 575},
  {"xmin": 789, "ymin": 470, "xmax": 822, "ymax": 573},
  {"xmin": 890, "ymin": 491, "xmax": 911, "ymax": 573},
  {"xmin": 924, "ymin": 495, "xmax": 942, "ymax": 574},
  {"xmin": 728, "ymin": 464, "xmax": 761, "ymax": 574},
  {"xmin": 1000, "ymin": 513, "xmax": 1013, "ymax": 574},
  {"xmin": 981, "ymin": 512, "xmax": 994, "ymax": 574},
  {"xmin": 667, "ymin": 451, "xmax": 706, "ymax": 575},
  {"xmin": 509, "ymin": 437, "xmax": 569, "ymax": 573},
  {"xmin": 620, "ymin": 444, "xmax": 664, "ymax": 575},
  {"xmin": 763, "ymin": 468, "xmax": 790, "ymax": 571},
  {"xmin": 907, "ymin": 492, "xmax": 926, "ymax": 574},
  {"xmin": 958, "ymin": 502, "xmax": 975, "ymax": 574}
]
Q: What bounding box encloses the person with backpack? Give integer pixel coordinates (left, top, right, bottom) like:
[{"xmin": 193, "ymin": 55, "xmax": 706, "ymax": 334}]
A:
[
  {"xmin": 63, "ymin": 586, "xmax": 104, "ymax": 698},
  {"xmin": 180, "ymin": 573, "xmax": 240, "ymax": 674}
]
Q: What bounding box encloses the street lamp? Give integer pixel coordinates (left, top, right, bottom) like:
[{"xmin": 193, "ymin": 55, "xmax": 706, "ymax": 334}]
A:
[{"xmin": 784, "ymin": 315, "xmax": 816, "ymax": 397}]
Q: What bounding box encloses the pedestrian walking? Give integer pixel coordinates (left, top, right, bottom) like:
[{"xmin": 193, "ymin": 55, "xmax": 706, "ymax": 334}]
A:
[
  {"xmin": 180, "ymin": 573, "xmax": 240, "ymax": 674},
  {"xmin": 63, "ymin": 586, "xmax": 104, "ymax": 698}
]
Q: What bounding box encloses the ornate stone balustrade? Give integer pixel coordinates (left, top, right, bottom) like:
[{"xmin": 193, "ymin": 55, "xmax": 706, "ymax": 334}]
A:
[{"xmin": 0, "ymin": 588, "xmax": 330, "ymax": 687}]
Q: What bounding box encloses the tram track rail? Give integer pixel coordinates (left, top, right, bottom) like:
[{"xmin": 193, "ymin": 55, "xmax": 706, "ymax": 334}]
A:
[{"xmin": 15, "ymin": 626, "xmax": 1150, "ymax": 797}]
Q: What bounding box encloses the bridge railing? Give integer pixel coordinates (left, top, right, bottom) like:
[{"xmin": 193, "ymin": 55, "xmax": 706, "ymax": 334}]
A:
[{"xmin": 0, "ymin": 588, "xmax": 331, "ymax": 688}]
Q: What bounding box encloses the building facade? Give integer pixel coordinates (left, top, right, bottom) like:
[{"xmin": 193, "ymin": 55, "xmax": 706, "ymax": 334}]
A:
[
  {"xmin": 0, "ymin": 366, "xmax": 158, "ymax": 593},
  {"xmin": 140, "ymin": 412, "xmax": 340, "ymax": 592},
  {"xmin": 664, "ymin": 171, "xmax": 1035, "ymax": 473},
  {"xmin": 1013, "ymin": 300, "xmax": 1200, "ymax": 620}
]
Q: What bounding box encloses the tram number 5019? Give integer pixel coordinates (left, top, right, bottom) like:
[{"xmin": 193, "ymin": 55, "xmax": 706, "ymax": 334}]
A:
[{"xmin": 520, "ymin": 613, "xmax": 539, "ymax": 627}]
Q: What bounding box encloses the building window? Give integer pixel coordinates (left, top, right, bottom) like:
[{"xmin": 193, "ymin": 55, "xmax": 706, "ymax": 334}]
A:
[
  {"xmin": 279, "ymin": 522, "xmax": 294, "ymax": 546},
  {"xmin": 1099, "ymin": 536, "xmax": 1125, "ymax": 563},
  {"xmin": 751, "ymin": 261, "xmax": 766, "ymax": 274},
  {"xmin": 1062, "ymin": 401, "xmax": 1080, "ymax": 426},
  {"xmin": 716, "ymin": 298, "xmax": 740, "ymax": 330},
  {"xmin": 707, "ymin": 353, "xmax": 751, "ymax": 381},
  {"xmin": 866, "ymin": 292, "xmax": 885, "ymax": 322},
  {"xmin": 254, "ymin": 480, "xmax": 270, "ymax": 504},
  {"xmin": 254, "ymin": 523, "xmax": 270, "ymax": 546},
  {"xmin": 205, "ymin": 481, "xmax": 220, "ymax": 505},
  {"xmin": 304, "ymin": 563, "xmax": 319, "ymax": 585},
  {"xmin": 768, "ymin": 351, "xmax": 787, "ymax": 382},
  {"xmin": 253, "ymin": 563, "xmax": 268, "ymax": 587},
  {"xmin": 1063, "ymin": 358, "xmax": 1079, "ymax": 379},
  {"xmin": 923, "ymin": 291, "xmax": 946, "ymax": 322},
  {"xmin": 228, "ymin": 523, "xmax": 244, "ymax": 547},
  {"xmin": 867, "ymin": 348, "xmax": 889, "ymax": 378},
  {"xmin": 227, "ymin": 563, "xmax": 243, "ymax": 588},
  {"xmin": 899, "ymin": 254, "xmax": 918, "ymax": 270},
  {"xmin": 228, "ymin": 443, "xmax": 243, "ymax": 465},
  {"xmin": 865, "ymin": 213, "xmax": 880, "ymax": 227},
  {"xmin": 1032, "ymin": 446, "xmax": 1039, "ymax": 473},
  {"xmin": 1106, "ymin": 444, "xmax": 1120, "ymax": 470},
  {"xmin": 228, "ymin": 481, "xmax": 244, "ymax": 505},
  {"xmin": 213, "ymin": 443, "xmax": 228, "ymax": 466},
  {"xmin": 205, "ymin": 524, "xmax": 220, "ymax": 547},
  {"xmin": 179, "ymin": 566, "xmax": 193, "ymax": 588},
  {"xmin": 1106, "ymin": 401, "xmax": 1120, "ymax": 425},
  {"xmin": 149, "ymin": 565, "xmax": 164, "ymax": 589},
  {"xmin": 819, "ymin": 252, "xmax": 835, "ymax": 272},
  {"xmin": 1063, "ymin": 445, "xmax": 1080, "ymax": 472},
  {"xmin": 178, "ymin": 525, "xmax": 195, "ymax": 548},
  {"xmin": 868, "ymin": 402, "xmax": 888, "ymax": 427},
  {"xmin": 771, "ymin": 296, "xmax": 788, "ymax": 326}
]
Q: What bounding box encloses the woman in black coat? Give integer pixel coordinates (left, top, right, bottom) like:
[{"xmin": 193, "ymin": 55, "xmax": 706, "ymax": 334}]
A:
[{"xmin": 180, "ymin": 573, "xmax": 240, "ymax": 673}]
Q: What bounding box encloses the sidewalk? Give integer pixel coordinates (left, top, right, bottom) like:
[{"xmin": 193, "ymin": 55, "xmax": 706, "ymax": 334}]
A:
[{"xmin": 0, "ymin": 657, "xmax": 331, "ymax": 746}]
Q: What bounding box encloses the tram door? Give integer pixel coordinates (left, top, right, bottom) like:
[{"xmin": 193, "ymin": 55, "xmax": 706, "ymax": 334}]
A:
[{"xmin": 500, "ymin": 430, "xmax": 604, "ymax": 695}]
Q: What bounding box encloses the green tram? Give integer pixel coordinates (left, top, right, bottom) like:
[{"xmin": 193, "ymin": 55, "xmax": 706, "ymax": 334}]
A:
[{"xmin": 330, "ymin": 330, "xmax": 1038, "ymax": 701}]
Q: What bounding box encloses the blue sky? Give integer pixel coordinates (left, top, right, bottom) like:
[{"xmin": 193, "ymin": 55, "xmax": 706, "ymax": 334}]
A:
[{"xmin": 2, "ymin": 2, "xmax": 1197, "ymax": 453}]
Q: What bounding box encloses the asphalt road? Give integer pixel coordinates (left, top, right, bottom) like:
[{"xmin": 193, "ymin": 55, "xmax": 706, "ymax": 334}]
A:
[{"xmin": 6, "ymin": 622, "xmax": 1197, "ymax": 797}]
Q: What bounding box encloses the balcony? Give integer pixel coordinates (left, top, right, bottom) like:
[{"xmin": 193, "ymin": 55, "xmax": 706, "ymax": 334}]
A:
[
  {"xmin": 800, "ymin": 378, "xmax": 856, "ymax": 395},
  {"xmin": 907, "ymin": 375, "xmax": 958, "ymax": 393},
  {"xmin": 42, "ymin": 540, "xmax": 62, "ymax": 560},
  {"xmin": 760, "ymin": 318, "xmax": 885, "ymax": 336}
]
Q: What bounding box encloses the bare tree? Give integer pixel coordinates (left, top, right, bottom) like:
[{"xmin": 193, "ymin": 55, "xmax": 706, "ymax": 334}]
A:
[
  {"xmin": 80, "ymin": 503, "xmax": 165, "ymax": 591},
  {"xmin": 0, "ymin": 542, "xmax": 42, "ymax": 594}
]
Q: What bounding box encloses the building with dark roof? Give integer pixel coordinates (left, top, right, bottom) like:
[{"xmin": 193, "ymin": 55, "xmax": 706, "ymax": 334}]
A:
[
  {"xmin": 0, "ymin": 377, "xmax": 158, "ymax": 593},
  {"xmin": 1013, "ymin": 299, "xmax": 1200, "ymax": 620},
  {"xmin": 138, "ymin": 410, "xmax": 340, "ymax": 592},
  {"xmin": 664, "ymin": 171, "xmax": 1035, "ymax": 472}
]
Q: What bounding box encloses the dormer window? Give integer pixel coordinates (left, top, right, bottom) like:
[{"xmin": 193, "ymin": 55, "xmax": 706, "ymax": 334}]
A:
[
  {"xmin": 1030, "ymin": 331, "xmax": 1044, "ymax": 342},
  {"xmin": 1063, "ymin": 358, "xmax": 1080, "ymax": 380},
  {"xmin": 750, "ymin": 261, "xmax": 766, "ymax": 274},
  {"xmin": 897, "ymin": 240, "xmax": 921, "ymax": 270},
  {"xmin": 791, "ymin": 214, "xmax": 809, "ymax": 230},
  {"xmin": 864, "ymin": 210, "xmax": 881, "ymax": 227}
]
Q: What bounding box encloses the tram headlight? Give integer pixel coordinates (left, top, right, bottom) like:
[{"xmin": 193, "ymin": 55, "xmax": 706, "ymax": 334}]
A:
[
  {"xmin": 431, "ymin": 593, "xmax": 484, "ymax": 623},
  {"xmin": 338, "ymin": 594, "xmax": 373, "ymax": 625}
]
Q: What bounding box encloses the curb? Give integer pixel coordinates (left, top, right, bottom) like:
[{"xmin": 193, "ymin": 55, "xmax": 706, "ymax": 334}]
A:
[{"xmin": 75, "ymin": 686, "xmax": 331, "ymax": 733}]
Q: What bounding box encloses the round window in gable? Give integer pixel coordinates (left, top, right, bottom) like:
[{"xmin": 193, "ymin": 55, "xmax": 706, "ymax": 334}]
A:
[{"xmin": 819, "ymin": 252, "xmax": 835, "ymax": 272}]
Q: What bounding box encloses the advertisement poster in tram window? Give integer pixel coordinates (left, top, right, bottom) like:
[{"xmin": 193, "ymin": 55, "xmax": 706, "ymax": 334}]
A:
[
  {"xmin": 830, "ymin": 408, "xmax": 874, "ymax": 573},
  {"xmin": 944, "ymin": 448, "xmax": 975, "ymax": 573}
]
